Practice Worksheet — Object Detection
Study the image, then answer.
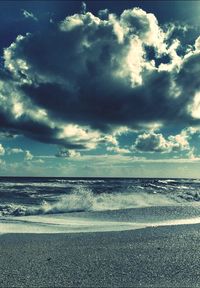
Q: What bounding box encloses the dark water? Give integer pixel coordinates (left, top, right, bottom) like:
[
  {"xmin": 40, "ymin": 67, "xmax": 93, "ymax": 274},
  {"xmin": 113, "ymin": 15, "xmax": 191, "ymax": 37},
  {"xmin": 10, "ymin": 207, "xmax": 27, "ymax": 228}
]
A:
[{"xmin": 1, "ymin": 177, "xmax": 200, "ymax": 217}]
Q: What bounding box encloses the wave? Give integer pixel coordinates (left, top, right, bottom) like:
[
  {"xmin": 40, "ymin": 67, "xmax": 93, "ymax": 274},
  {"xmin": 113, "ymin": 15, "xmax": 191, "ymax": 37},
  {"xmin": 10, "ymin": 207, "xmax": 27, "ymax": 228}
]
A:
[
  {"xmin": 178, "ymin": 191, "xmax": 200, "ymax": 201},
  {"xmin": 158, "ymin": 179, "xmax": 176, "ymax": 184},
  {"xmin": 0, "ymin": 181, "xmax": 71, "ymax": 189},
  {"xmin": 2, "ymin": 178, "xmax": 200, "ymax": 217},
  {"xmin": 0, "ymin": 187, "xmax": 178, "ymax": 217}
]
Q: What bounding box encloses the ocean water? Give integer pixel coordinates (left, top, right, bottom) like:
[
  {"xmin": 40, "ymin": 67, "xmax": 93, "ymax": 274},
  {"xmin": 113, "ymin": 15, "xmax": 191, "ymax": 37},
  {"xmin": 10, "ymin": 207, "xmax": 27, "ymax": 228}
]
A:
[{"xmin": 1, "ymin": 177, "xmax": 200, "ymax": 234}]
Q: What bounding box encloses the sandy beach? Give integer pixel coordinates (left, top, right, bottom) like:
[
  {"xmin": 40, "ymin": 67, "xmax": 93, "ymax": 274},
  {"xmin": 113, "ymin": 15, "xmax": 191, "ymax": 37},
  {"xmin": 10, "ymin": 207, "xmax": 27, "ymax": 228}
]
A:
[{"xmin": 1, "ymin": 224, "xmax": 200, "ymax": 287}]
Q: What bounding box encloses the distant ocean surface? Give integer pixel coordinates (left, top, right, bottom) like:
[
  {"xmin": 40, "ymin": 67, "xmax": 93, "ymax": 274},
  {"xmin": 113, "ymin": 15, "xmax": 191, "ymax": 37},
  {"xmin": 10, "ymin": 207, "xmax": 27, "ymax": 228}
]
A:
[{"xmin": 1, "ymin": 177, "xmax": 200, "ymax": 234}]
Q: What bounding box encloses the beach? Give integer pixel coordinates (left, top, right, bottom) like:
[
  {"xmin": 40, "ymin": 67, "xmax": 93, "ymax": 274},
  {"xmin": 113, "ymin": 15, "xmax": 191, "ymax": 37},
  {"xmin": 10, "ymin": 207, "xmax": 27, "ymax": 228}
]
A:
[
  {"xmin": 1, "ymin": 178, "xmax": 200, "ymax": 287},
  {"xmin": 1, "ymin": 223, "xmax": 200, "ymax": 287}
]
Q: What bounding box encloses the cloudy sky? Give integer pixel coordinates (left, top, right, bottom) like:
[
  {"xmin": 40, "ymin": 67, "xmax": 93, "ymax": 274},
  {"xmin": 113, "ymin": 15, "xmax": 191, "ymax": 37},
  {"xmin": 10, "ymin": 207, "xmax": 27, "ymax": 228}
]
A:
[{"xmin": 1, "ymin": 1, "xmax": 200, "ymax": 177}]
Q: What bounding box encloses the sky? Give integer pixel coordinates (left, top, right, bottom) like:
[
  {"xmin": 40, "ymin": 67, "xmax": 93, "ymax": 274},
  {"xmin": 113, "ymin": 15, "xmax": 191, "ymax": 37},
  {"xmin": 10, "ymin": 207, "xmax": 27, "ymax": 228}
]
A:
[{"xmin": 1, "ymin": 1, "xmax": 200, "ymax": 177}]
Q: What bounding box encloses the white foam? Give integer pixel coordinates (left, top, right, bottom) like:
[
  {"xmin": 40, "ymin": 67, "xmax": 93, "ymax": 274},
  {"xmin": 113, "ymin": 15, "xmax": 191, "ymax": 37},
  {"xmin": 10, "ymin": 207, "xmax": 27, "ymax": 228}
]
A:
[
  {"xmin": 0, "ymin": 188, "xmax": 178, "ymax": 217},
  {"xmin": 1, "ymin": 213, "xmax": 200, "ymax": 234}
]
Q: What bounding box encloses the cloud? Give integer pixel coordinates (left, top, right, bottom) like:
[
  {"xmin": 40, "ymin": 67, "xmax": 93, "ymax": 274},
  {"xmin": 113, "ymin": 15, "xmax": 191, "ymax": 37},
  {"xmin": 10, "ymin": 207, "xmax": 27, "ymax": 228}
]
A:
[
  {"xmin": 25, "ymin": 150, "xmax": 33, "ymax": 161},
  {"xmin": 134, "ymin": 130, "xmax": 190, "ymax": 153},
  {"xmin": 31, "ymin": 158, "xmax": 44, "ymax": 164},
  {"xmin": 0, "ymin": 144, "xmax": 5, "ymax": 156},
  {"xmin": 0, "ymin": 158, "xmax": 5, "ymax": 168},
  {"xmin": 0, "ymin": 6, "xmax": 199, "ymax": 151},
  {"xmin": 22, "ymin": 10, "xmax": 38, "ymax": 22},
  {"xmin": 103, "ymin": 133, "xmax": 131, "ymax": 154},
  {"xmin": 55, "ymin": 148, "xmax": 81, "ymax": 158},
  {"xmin": 0, "ymin": 132, "xmax": 18, "ymax": 139},
  {"xmin": 7, "ymin": 148, "xmax": 24, "ymax": 154},
  {"xmin": 81, "ymin": 2, "xmax": 87, "ymax": 14},
  {"xmin": 106, "ymin": 146, "xmax": 130, "ymax": 154}
]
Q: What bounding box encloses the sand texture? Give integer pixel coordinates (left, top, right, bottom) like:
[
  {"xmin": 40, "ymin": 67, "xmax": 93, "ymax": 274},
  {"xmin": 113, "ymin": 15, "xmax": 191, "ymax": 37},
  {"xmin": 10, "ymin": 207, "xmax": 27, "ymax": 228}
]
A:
[{"xmin": 1, "ymin": 224, "xmax": 200, "ymax": 287}]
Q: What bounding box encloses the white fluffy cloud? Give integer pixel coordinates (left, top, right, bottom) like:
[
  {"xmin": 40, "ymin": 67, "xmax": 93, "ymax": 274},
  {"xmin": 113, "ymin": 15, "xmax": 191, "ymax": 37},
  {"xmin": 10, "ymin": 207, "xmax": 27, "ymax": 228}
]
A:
[
  {"xmin": 134, "ymin": 130, "xmax": 190, "ymax": 153},
  {"xmin": 25, "ymin": 150, "xmax": 33, "ymax": 161},
  {"xmin": 106, "ymin": 146, "xmax": 130, "ymax": 154}
]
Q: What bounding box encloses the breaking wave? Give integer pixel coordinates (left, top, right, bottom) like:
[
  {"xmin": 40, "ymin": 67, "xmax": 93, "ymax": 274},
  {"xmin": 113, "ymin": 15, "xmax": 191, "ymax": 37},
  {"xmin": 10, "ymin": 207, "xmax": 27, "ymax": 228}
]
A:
[
  {"xmin": 2, "ymin": 178, "xmax": 200, "ymax": 218},
  {"xmin": 0, "ymin": 187, "xmax": 177, "ymax": 217}
]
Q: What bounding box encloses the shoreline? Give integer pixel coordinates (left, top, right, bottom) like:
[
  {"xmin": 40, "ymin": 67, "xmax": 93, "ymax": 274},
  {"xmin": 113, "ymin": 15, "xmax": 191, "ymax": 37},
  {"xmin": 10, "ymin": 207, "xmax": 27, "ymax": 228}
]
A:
[
  {"xmin": 1, "ymin": 224, "xmax": 200, "ymax": 287},
  {"xmin": 2, "ymin": 205, "xmax": 200, "ymax": 234}
]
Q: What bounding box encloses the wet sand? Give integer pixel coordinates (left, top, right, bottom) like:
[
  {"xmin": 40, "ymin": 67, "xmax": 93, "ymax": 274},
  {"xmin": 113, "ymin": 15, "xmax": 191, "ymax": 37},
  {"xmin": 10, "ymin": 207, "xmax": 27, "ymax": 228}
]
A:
[{"xmin": 1, "ymin": 224, "xmax": 200, "ymax": 287}]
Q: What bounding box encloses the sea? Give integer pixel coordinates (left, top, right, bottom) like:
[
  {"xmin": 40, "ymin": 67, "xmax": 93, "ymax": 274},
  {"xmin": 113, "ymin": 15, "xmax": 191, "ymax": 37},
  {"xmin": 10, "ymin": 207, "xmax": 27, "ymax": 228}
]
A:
[{"xmin": 1, "ymin": 177, "xmax": 200, "ymax": 234}]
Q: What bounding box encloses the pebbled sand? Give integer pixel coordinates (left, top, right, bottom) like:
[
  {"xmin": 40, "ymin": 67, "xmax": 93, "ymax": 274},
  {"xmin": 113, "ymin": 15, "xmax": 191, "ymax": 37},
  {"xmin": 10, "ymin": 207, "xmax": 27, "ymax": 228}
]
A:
[{"xmin": 1, "ymin": 224, "xmax": 200, "ymax": 287}]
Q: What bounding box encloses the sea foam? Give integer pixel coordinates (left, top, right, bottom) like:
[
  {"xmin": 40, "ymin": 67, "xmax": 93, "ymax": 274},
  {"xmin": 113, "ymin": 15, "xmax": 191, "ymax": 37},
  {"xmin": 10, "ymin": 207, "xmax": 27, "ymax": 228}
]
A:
[{"xmin": 0, "ymin": 187, "xmax": 177, "ymax": 217}]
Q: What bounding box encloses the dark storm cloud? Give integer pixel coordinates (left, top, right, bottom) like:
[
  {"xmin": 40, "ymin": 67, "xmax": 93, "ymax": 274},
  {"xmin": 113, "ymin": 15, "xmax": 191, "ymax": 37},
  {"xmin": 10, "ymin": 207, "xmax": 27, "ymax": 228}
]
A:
[
  {"xmin": 0, "ymin": 101, "xmax": 84, "ymax": 148},
  {"xmin": 176, "ymin": 52, "xmax": 200, "ymax": 101},
  {"xmin": 1, "ymin": 6, "xmax": 200, "ymax": 149},
  {"xmin": 0, "ymin": 74, "xmax": 89, "ymax": 148}
]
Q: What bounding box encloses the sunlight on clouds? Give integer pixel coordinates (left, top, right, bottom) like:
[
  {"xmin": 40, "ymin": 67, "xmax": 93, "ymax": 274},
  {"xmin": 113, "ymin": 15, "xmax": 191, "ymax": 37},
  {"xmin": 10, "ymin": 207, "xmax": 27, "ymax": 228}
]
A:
[
  {"xmin": 0, "ymin": 144, "xmax": 5, "ymax": 156},
  {"xmin": 13, "ymin": 102, "xmax": 23, "ymax": 118},
  {"xmin": 134, "ymin": 130, "xmax": 190, "ymax": 153},
  {"xmin": 61, "ymin": 124, "xmax": 86, "ymax": 138},
  {"xmin": 158, "ymin": 39, "xmax": 182, "ymax": 72},
  {"xmin": 106, "ymin": 146, "xmax": 130, "ymax": 154},
  {"xmin": 109, "ymin": 14, "xmax": 124, "ymax": 43},
  {"xmin": 60, "ymin": 12, "xmax": 100, "ymax": 32},
  {"xmin": 28, "ymin": 108, "xmax": 48, "ymax": 121},
  {"xmin": 59, "ymin": 124, "xmax": 101, "ymax": 149},
  {"xmin": 126, "ymin": 38, "xmax": 144, "ymax": 86},
  {"xmin": 113, "ymin": 126, "xmax": 129, "ymax": 136},
  {"xmin": 4, "ymin": 35, "xmax": 31, "ymax": 84},
  {"xmin": 113, "ymin": 37, "xmax": 147, "ymax": 87},
  {"xmin": 60, "ymin": 14, "xmax": 84, "ymax": 31},
  {"xmin": 120, "ymin": 7, "xmax": 166, "ymax": 52},
  {"xmin": 138, "ymin": 122, "xmax": 163, "ymax": 132},
  {"xmin": 195, "ymin": 36, "xmax": 200, "ymax": 51},
  {"xmin": 189, "ymin": 92, "xmax": 200, "ymax": 119},
  {"xmin": 25, "ymin": 150, "xmax": 33, "ymax": 161},
  {"xmin": 103, "ymin": 135, "xmax": 118, "ymax": 146}
]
